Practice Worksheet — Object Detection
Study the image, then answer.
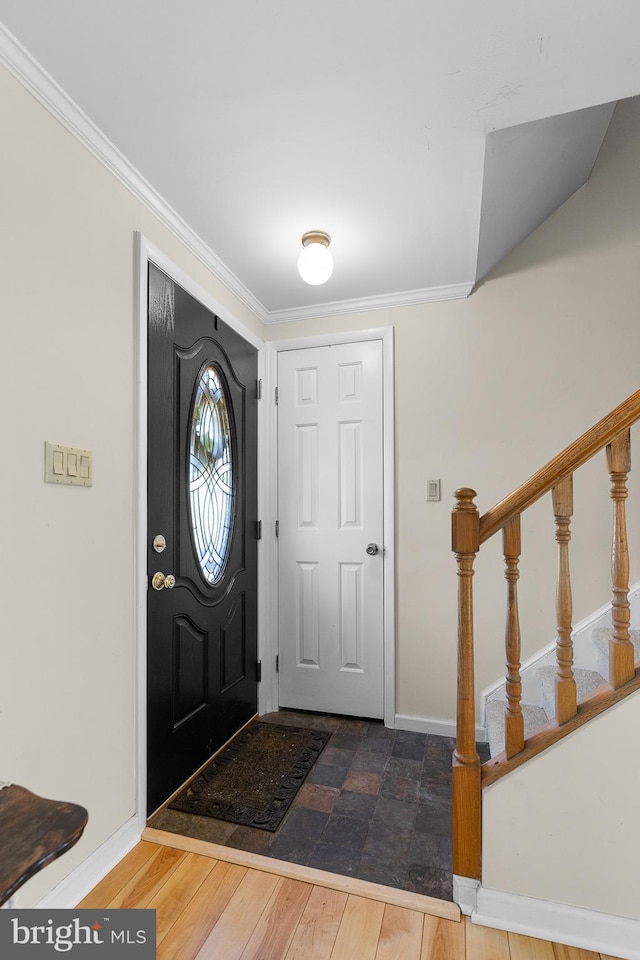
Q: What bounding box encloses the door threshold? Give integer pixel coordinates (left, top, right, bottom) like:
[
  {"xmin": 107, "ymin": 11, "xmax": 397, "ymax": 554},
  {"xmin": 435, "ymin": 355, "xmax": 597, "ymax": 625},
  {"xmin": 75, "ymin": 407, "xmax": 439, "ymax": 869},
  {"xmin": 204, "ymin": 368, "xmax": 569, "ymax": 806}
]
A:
[{"xmin": 142, "ymin": 826, "xmax": 460, "ymax": 922}]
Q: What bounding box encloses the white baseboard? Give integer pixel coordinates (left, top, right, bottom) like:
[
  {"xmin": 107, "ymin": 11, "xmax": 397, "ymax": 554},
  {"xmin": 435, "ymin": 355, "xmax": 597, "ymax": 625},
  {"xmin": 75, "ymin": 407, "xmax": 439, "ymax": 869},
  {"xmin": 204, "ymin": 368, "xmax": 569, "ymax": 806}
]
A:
[
  {"xmin": 474, "ymin": 885, "xmax": 640, "ymax": 960},
  {"xmin": 35, "ymin": 817, "xmax": 140, "ymax": 909},
  {"xmin": 453, "ymin": 875, "xmax": 480, "ymax": 916},
  {"xmin": 395, "ymin": 713, "xmax": 487, "ymax": 742}
]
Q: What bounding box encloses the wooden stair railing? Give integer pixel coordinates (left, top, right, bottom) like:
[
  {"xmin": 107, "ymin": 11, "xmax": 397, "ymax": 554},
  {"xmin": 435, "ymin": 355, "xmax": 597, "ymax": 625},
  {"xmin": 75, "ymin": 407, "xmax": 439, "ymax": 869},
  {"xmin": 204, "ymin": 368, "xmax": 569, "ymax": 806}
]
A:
[{"xmin": 452, "ymin": 389, "xmax": 640, "ymax": 881}]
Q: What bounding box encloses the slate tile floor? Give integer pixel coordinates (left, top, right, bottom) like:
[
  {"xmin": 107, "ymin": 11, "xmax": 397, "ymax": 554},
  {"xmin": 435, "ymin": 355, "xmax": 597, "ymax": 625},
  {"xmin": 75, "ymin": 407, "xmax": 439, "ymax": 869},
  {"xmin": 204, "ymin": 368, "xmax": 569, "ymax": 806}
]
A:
[{"xmin": 148, "ymin": 710, "xmax": 491, "ymax": 901}]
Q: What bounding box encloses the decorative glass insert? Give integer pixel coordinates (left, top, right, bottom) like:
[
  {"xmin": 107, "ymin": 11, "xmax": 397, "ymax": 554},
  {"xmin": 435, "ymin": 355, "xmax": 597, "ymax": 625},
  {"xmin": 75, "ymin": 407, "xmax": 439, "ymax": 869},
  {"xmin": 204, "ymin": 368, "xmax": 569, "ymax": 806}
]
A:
[{"xmin": 188, "ymin": 364, "xmax": 235, "ymax": 584}]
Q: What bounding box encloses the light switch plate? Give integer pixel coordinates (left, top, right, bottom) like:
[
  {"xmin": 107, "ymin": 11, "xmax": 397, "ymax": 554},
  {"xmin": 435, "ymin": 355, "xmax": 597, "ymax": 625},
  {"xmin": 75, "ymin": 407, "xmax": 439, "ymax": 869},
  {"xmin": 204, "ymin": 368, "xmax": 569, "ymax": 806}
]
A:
[
  {"xmin": 426, "ymin": 478, "xmax": 441, "ymax": 502},
  {"xmin": 45, "ymin": 441, "xmax": 93, "ymax": 486}
]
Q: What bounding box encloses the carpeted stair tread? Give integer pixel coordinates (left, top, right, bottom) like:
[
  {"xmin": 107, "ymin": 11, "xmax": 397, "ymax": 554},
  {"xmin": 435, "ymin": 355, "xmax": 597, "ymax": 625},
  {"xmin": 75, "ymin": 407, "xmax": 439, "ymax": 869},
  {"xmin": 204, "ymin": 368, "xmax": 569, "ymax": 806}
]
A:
[
  {"xmin": 485, "ymin": 699, "xmax": 548, "ymax": 758},
  {"xmin": 536, "ymin": 665, "xmax": 607, "ymax": 719},
  {"xmin": 591, "ymin": 626, "xmax": 640, "ymax": 680},
  {"xmin": 484, "ymin": 624, "xmax": 640, "ymax": 759}
]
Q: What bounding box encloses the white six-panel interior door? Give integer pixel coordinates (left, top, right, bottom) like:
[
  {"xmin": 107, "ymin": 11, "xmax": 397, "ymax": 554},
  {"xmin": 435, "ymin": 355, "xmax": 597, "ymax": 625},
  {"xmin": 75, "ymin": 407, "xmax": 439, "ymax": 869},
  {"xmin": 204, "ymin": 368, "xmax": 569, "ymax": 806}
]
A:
[{"xmin": 277, "ymin": 340, "xmax": 385, "ymax": 718}]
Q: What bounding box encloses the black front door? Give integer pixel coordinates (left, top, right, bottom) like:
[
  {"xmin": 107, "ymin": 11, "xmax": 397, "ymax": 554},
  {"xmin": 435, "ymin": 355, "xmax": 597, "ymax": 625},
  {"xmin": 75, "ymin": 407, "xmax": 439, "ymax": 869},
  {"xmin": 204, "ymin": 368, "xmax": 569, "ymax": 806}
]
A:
[{"xmin": 147, "ymin": 262, "xmax": 258, "ymax": 815}]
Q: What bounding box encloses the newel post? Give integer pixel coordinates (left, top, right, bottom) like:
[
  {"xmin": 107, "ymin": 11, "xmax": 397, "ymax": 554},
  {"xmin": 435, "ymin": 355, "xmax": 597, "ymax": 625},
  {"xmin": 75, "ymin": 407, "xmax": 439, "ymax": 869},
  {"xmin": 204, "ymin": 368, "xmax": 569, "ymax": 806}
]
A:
[{"xmin": 452, "ymin": 488, "xmax": 481, "ymax": 880}]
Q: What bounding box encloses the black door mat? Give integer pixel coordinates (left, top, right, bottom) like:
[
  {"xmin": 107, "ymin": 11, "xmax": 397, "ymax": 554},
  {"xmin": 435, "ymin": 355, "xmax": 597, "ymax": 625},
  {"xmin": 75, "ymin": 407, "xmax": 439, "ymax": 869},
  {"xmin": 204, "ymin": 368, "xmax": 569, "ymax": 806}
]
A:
[{"xmin": 168, "ymin": 721, "xmax": 330, "ymax": 831}]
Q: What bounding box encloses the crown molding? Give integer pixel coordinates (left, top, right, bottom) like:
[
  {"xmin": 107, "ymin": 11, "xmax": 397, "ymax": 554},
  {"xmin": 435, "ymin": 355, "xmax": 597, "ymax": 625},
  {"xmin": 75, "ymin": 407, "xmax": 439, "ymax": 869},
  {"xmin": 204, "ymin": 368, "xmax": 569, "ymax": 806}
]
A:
[
  {"xmin": 0, "ymin": 22, "xmax": 269, "ymax": 324},
  {"xmin": 0, "ymin": 22, "xmax": 475, "ymax": 327},
  {"xmin": 263, "ymin": 281, "xmax": 475, "ymax": 324}
]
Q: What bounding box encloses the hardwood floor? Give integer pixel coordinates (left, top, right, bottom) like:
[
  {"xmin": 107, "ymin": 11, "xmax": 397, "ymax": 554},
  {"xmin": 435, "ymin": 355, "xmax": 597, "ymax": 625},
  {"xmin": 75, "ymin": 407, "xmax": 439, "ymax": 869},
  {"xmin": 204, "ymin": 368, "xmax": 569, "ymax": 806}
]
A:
[{"xmin": 77, "ymin": 835, "xmax": 622, "ymax": 959}]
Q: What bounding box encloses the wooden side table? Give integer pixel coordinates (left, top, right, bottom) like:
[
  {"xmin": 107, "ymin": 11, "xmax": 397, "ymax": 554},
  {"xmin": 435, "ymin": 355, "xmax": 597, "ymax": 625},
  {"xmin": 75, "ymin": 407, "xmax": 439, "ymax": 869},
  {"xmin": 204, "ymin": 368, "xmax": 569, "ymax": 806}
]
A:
[{"xmin": 0, "ymin": 783, "xmax": 88, "ymax": 906}]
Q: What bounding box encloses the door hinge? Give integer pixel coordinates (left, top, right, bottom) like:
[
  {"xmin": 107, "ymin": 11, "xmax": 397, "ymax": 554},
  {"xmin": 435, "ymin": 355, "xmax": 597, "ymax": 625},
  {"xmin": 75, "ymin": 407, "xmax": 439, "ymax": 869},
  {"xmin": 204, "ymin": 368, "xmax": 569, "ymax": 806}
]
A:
[
  {"xmin": 276, "ymin": 655, "xmax": 279, "ymax": 673},
  {"xmin": 256, "ymin": 520, "xmax": 262, "ymax": 540},
  {"xmin": 256, "ymin": 660, "xmax": 262, "ymax": 682},
  {"xmin": 275, "ymin": 519, "xmax": 280, "ymax": 538},
  {"xmin": 274, "ymin": 385, "xmax": 279, "ymax": 404},
  {"xmin": 256, "ymin": 378, "xmax": 263, "ymax": 400}
]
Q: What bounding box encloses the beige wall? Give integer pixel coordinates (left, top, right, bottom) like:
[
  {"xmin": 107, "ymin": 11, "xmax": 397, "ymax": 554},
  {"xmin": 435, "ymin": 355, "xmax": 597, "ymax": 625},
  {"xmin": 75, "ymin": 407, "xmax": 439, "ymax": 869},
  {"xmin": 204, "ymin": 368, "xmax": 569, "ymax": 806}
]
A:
[
  {"xmin": 2, "ymin": 52, "xmax": 639, "ymax": 909},
  {"xmin": 0, "ymin": 64, "xmax": 262, "ymax": 905},
  {"xmin": 483, "ymin": 689, "xmax": 640, "ymax": 920}
]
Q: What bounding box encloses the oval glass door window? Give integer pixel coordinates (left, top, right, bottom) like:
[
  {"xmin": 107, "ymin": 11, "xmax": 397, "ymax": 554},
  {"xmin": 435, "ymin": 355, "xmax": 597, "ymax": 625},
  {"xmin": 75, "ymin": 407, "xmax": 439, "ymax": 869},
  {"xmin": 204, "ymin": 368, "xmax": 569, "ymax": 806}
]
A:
[{"xmin": 188, "ymin": 364, "xmax": 235, "ymax": 584}]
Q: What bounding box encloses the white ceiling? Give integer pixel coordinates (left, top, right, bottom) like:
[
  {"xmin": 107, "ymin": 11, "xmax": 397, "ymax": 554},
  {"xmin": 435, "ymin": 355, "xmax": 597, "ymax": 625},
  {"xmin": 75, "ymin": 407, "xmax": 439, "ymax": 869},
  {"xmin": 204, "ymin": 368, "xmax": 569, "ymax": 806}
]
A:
[{"xmin": 0, "ymin": 2, "xmax": 638, "ymax": 321}]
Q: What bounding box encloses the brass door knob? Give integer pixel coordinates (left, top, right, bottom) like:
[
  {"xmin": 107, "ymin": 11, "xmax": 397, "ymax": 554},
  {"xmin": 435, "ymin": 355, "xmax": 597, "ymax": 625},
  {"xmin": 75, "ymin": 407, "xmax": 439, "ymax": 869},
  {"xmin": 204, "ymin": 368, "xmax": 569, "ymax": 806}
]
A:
[{"xmin": 151, "ymin": 572, "xmax": 176, "ymax": 591}]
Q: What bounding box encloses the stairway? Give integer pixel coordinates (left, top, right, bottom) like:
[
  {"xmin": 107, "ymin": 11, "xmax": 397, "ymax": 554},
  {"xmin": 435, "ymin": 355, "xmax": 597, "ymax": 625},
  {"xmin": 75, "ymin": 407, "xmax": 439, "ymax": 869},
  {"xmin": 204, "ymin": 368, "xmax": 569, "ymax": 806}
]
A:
[
  {"xmin": 485, "ymin": 626, "xmax": 640, "ymax": 757},
  {"xmin": 452, "ymin": 391, "xmax": 640, "ymax": 882}
]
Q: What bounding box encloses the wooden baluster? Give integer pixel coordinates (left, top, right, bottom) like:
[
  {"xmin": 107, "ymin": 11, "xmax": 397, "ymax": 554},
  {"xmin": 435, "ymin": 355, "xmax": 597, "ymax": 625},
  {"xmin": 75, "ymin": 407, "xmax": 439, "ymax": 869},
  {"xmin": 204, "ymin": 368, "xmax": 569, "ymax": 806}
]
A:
[
  {"xmin": 607, "ymin": 430, "xmax": 635, "ymax": 688},
  {"xmin": 451, "ymin": 488, "xmax": 481, "ymax": 880},
  {"xmin": 552, "ymin": 475, "xmax": 577, "ymax": 723},
  {"xmin": 503, "ymin": 515, "xmax": 524, "ymax": 757}
]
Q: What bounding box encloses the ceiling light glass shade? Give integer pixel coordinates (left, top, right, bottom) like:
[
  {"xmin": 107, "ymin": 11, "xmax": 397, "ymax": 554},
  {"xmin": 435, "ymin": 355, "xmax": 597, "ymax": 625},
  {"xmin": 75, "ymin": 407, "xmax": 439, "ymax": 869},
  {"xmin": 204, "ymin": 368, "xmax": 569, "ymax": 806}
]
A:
[{"xmin": 297, "ymin": 232, "xmax": 333, "ymax": 285}]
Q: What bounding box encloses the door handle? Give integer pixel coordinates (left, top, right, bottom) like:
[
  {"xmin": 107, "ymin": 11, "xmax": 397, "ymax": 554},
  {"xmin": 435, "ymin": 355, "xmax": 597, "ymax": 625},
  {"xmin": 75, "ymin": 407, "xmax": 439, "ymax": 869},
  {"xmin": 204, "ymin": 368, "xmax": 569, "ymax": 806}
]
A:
[
  {"xmin": 365, "ymin": 543, "xmax": 380, "ymax": 556},
  {"xmin": 151, "ymin": 572, "xmax": 176, "ymax": 591}
]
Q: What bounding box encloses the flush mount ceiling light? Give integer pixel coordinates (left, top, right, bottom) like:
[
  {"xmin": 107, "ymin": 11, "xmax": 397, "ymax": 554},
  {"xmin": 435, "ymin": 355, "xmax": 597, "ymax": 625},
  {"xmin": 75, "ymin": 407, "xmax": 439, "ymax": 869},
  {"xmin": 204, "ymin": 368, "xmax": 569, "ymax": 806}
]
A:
[{"xmin": 297, "ymin": 231, "xmax": 333, "ymax": 285}]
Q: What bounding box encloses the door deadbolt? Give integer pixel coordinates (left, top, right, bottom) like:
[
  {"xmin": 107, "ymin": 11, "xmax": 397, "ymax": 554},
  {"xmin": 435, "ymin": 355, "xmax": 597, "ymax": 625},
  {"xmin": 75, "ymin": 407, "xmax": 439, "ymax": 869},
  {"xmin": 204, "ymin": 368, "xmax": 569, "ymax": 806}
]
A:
[
  {"xmin": 365, "ymin": 543, "xmax": 380, "ymax": 556},
  {"xmin": 152, "ymin": 534, "xmax": 167, "ymax": 553},
  {"xmin": 151, "ymin": 571, "xmax": 176, "ymax": 591}
]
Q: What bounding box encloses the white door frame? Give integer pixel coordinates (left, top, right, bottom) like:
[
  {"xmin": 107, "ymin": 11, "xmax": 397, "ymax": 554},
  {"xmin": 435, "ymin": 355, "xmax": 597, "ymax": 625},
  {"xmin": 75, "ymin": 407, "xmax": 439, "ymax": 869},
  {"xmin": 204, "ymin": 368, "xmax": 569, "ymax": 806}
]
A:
[
  {"xmin": 263, "ymin": 328, "xmax": 396, "ymax": 728},
  {"xmin": 134, "ymin": 233, "xmax": 268, "ymax": 830}
]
